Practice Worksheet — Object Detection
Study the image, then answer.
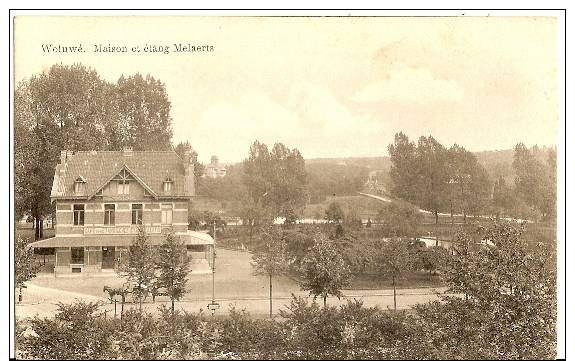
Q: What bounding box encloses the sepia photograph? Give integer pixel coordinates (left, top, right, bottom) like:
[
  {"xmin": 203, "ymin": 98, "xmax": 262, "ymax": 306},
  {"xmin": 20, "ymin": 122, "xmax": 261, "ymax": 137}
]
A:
[{"xmin": 10, "ymin": 11, "xmax": 564, "ymax": 360}]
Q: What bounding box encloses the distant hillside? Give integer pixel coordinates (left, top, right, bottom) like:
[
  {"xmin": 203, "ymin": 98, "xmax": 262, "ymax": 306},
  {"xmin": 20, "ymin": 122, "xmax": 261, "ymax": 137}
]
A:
[
  {"xmin": 475, "ymin": 146, "xmax": 555, "ymax": 183},
  {"xmin": 305, "ymin": 146, "xmax": 555, "ymax": 187},
  {"xmin": 305, "ymin": 156, "xmax": 392, "ymax": 171}
]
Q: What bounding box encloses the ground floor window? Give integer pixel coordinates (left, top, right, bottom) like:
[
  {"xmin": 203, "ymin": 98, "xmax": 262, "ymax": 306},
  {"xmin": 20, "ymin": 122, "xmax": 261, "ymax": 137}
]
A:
[
  {"xmin": 70, "ymin": 247, "xmax": 84, "ymax": 264},
  {"xmin": 132, "ymin": 204, "xmax": 143, "ymax": 225}
]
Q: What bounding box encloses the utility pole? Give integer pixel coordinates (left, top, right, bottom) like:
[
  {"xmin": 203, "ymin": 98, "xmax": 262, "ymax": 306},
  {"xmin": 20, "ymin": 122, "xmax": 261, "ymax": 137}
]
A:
[
  {"xmin": 207, "ymin": 220, "xmax": 220, "ymax": 316},
  {"xmin": 212, "ymin": 220, "xmax": 216, "ymax": 305}
]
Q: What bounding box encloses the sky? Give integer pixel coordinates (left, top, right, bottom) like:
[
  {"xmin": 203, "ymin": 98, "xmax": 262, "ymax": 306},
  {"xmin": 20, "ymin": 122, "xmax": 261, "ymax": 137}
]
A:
[{"xmin": 14, "ymin": 16, "xmax": 558, "ymax": 164}]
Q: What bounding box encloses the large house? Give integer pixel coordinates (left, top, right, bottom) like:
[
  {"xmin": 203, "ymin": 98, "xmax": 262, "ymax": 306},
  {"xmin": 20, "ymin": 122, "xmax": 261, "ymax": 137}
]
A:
[
  {"xmin": 203, "ymin": 155, "xmax": 227, "ymax": 178},
  {"xmin": 29, "ymin": 147, "xmax": 214, "ymax": 276}
]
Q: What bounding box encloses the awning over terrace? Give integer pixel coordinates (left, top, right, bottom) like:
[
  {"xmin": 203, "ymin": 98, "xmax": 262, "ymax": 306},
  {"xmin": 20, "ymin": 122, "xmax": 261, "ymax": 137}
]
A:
[{"xmin": 28, "ymin": 230, "xmax": 214, "ymax": 248}]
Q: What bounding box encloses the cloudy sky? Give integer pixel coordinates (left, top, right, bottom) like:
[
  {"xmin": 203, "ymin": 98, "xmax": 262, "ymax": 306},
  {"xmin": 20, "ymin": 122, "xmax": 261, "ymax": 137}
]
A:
[{"xmin": 14, "ymin": 16, "xmax": 557, "ymax": 163}]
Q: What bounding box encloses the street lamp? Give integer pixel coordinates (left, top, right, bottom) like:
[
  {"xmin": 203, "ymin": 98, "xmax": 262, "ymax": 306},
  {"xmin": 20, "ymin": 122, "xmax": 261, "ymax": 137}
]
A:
[{"xmin": 207, "ymin": 220, "xmax": 220, "ymax": 315}]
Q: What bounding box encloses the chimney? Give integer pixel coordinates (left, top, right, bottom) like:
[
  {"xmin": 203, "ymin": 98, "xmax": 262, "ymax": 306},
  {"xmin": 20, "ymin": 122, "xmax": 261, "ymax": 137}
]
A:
[
  {"xmin": 183, "ymin": 149, "xmax": 195, "ymax": 196},
  {"xmin": 60, "ymin": 150, "xmax": 71, "ymax": 164},
  {"xmin": 123, "ymin": 146, "xmax": 133, "ymax": 156}
]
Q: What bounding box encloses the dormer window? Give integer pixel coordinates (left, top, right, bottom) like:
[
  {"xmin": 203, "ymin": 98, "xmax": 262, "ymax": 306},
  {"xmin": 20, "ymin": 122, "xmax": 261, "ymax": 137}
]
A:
[
  {"xmin": 163, "ymin": 177, "xmax": 173, "ymax": 193},
  {"xmin": 74, "ymin": 176, "xmax": 86, "ymax": 194}
]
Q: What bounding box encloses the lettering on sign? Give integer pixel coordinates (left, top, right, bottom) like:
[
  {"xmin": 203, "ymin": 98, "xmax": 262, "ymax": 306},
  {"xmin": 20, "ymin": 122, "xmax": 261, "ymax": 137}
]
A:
[{"xmin": 84, "ymin": 226, "xmax": 161, "ymax": 235}]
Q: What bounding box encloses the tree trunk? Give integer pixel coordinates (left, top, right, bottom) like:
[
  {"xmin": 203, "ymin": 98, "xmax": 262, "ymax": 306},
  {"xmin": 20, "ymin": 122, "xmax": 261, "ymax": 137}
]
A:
[
  {"xmin": 171, "ymin": 299, "xmax": 175, "ymax": 318},
  {"xmin": 323, "ymin": 295, "xmax": 327, "ymax": 308},
  {"xmin": 463, "ymin": 211, "xmax": 467, "ymax": 224},
  {"xmin": 392, "ymin": 276, "xmax": 397, "ymax": 311},
  {"xmin": 34, "ymin": 217, "xmax": 40, "ymax": 240},
  {"xmin": 434, "ymin": 210, "xmax": 438, "ymax": 225},
  {"xmin": 35, "ymin": 216, "xmax": 44, "ymax": 239},
  {"xmin": 269, "ymin": 274, "xmax": 273, "ymax": 319}
]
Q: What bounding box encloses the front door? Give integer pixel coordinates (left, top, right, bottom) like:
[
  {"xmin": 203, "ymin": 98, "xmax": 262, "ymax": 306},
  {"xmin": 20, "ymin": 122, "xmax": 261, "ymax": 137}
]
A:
[{"xmin": 101, "ymin": 246, "xmax": 116, "ymax": 269}]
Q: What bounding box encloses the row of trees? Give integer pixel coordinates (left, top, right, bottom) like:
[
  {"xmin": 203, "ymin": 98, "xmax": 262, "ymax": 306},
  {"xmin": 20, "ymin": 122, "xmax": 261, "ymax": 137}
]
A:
[
  {"xmin": 324, "ymin": 200, "xmax": 423, "ymax": 237},
  {"xmin": 388, "ymin": 132, "xmax": 491, "ymax": 224},
  {"xmin": 388, "ymin": 132, "xmax": 557, "ymax": 223},
  {"xmin": 15, "ymin": 64, "xmax": 174, "ymax": 238},
  {"xmin": 117, "ymin": 228, "xmax": 191, "ymax": 316}
]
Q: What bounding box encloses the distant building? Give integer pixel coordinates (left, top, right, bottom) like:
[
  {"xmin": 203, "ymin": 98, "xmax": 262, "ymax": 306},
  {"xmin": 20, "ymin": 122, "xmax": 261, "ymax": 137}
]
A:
[
  {"xmin": 203, "ymin": 155, "xmax": 227, "ymax": 178},
  {"xmin": 365, "ymin": 170, "xmax": 387, "ymax": 194},
  {"xmin": 29, "ymin": 147, "xmax": 214, "ymax": 276}
]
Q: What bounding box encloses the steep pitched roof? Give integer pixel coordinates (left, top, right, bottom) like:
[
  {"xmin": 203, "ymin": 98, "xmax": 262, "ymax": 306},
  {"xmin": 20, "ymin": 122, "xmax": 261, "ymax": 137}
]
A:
[{"xmin": 51, "ymin": 150, "xmax": 192, "ymax": 199}]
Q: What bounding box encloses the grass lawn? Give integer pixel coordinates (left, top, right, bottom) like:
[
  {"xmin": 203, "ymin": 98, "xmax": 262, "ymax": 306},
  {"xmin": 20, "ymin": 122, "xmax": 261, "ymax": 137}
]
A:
[{"xmin": 303, "ymin": 195, "xmax": 385, "ymax": 220}]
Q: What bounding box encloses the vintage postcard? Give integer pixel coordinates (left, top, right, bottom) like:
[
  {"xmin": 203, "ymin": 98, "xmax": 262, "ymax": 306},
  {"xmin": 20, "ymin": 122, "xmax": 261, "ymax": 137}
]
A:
[{"xmin": 11, "ymin": 12, "xmax": 564, "ymax": 360}]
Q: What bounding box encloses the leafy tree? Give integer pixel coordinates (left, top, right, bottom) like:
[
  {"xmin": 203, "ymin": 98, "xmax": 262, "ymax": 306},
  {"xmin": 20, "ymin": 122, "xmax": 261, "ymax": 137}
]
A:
[
  {"xmin": 238, "ymin": 197, "xmax": 272, "ymax": 242},
  {"xmin": 299, "ymin": 233, "xmax": 352, "ymax": 307},
  {"xmin": 492, "ymin": 175, "xmax": 516, "ymax": 217},
  {"xmin": 376, "ymin": 201, "xmax": 422, "ymax": 237},
  {"xmin": 115, "ymin": 73, "xmax": 173, "ymax": 151},
  {"xmin": 155, "ymin": 231, "xmax": 192, "ymax": 317},
  {"xmin": 269, "ymin": 143, "xmax": 308, "ymax": 218},
  {"xmin": 416, "ymin": 221, "xmax": 557, "ymax": 359},
  {"xmin": 415, "ymin": 136, "xmax": 449, "ymax": 224},
  {"xmin": 14, "ymin": 81, "xmax": 37, "ymax": 222},
  {"xmin": 117, "ymin": 227, "xmax": 156, "ymax": 312},
  {"xmin": 414, "ymin": 246, "xmax": 448, "ymax": 280},
  {"xmin": 14, "ymin": 236, "xmax": 40, "ymax": 302},
  {"xmin": 243, "ymin": 140, "xmax": 307, "ymax": 220},
  {"xmin": 544, "ymin": 147, "xmax": 557, "ymax": 221},
  {"xmin": 19, "ymin": 300, "xmax": 113, "ymax": 360},
  {"xmin": 196, "ymin": 164, "xmax": 246, "ymax": 202},
  {"xmin": 446, "ymin": 144, "xmax": 491, "ymax": 222},
  {"xmin": 324, "ymin": 201, "xmax": 344, "ymax": 224},
  {"xmin": 387, "ymin": 132, "xmax": 419, "ymax": 204},
  {"xmin": 251, "ymin": 226, "xmax": 291, "ymax": 318},
  {"xmin": 374, "ymin": 238, "xmax": 413, "ymax": 310},
  {"xmin": 513, "ymin": 143, "xmax": 554, "ymax": 220}
]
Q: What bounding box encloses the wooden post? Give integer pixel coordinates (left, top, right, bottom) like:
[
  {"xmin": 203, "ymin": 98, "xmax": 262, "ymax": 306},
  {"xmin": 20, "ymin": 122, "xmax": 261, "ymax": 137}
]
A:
[{"xmin": 269, "ymin": 274, "xmax": 273, "ymax": 318}]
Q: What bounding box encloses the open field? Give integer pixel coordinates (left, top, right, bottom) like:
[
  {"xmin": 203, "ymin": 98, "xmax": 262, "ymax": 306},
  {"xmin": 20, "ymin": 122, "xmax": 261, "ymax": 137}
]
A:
[{"xmin": 302, "ymin": 195, "xmax": 386, "ymax": 220}]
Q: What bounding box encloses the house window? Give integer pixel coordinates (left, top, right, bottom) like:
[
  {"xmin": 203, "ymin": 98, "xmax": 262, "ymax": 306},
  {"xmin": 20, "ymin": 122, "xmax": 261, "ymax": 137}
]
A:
[
  {"xmin": 161, "ymin": 203, "xmax": 173, "ymax": 225},
  {"xmin": 73, "ymin": 204, "xmax": 85, "ymax": 226},
  {"xmin": 104, "ymin": 204, "xmax": 115, "ymax": 225},
  {"xmin": 71, "ymin": 247, "xmax": 84, "ymax": 264},
  {"xmin": 74, "ymin": 181, "xmax": 85, "ymax": 194},
  {"xmin": 163, "ymin": 177, "xmax": 173, "ymax": 193},
  {"xmin": 113, "ymin": 168, "xmax": 133, "ymax": 195},
  {"xmin": 132, "ymin": 204, "xmax": 143, "ymax": 225},
  {"xmin": 118, "ymin": 180, "xmax": 130, "ymax": 195}
]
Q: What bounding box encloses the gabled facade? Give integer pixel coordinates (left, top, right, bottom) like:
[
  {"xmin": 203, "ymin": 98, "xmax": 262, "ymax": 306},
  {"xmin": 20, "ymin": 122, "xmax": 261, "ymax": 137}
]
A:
[{"xmin": 30, "ymin": 148, "xmax": 213, "ymax": 276}]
